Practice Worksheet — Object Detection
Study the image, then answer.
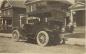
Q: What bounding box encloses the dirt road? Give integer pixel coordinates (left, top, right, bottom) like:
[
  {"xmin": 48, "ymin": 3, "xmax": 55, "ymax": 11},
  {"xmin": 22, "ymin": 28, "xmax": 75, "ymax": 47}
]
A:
[{"xmin": 0, "ymin": 36, "xmax": 85, "ymax": 54}]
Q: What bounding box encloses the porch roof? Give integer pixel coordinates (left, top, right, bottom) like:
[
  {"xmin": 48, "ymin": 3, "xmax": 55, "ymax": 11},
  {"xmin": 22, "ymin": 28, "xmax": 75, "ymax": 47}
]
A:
[
  {"xmin": 25, "ymin": 0, "xmax": 72, "ymax": 5},
  {"xmin": 69, "ymin": 2, "xmax": 85, "ymax": 11}
]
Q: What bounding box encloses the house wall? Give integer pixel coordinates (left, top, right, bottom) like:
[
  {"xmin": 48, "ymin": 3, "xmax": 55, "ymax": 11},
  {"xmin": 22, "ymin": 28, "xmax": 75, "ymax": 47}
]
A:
[
  {"xmin": 74, "ymin": 10, "xmax": 85, "ymax": 26},
  {"xmin": 0, "ymin": 7, "xmax": 26, "ymax": 32},
  {"xmin": 26, "ymin": 1, "xmax": 69, "ymax": 13},
  {"xmin": 0, "ymin": 8, "xmax": 14, "ymax": 32},
  {"xmin": 0, "ymin": 0, "xmax": 26, "ymax": 32},
  {"xmin": 72, "ymin": 0, "xmax": 85, "ymax": 26},
  {"xmin": 1, "ymin": 8, "xmax": 13, "ymax": 18},
  {"xmin": 12, "ymin": 7, "xmax": 26, "ymax": 29}
]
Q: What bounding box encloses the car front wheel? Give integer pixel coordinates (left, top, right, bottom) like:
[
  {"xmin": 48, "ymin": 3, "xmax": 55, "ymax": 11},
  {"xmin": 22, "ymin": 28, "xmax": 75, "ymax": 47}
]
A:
[{"xmin": 12, "ymin": 30, "xmax": 20, "ymax": 42}]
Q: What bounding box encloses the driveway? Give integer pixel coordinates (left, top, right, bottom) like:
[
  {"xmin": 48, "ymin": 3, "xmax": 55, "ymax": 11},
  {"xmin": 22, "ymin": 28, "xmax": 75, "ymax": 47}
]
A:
[{"xmin": 0, "ymin": 33, "xmax": 85, "ymax": 54}]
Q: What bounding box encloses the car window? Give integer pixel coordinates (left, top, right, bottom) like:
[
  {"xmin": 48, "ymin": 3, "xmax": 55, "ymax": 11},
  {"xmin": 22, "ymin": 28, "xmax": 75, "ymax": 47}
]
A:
[{"xmin": 28, "ymin": 19, "xmax": 39, "ymax": 25}]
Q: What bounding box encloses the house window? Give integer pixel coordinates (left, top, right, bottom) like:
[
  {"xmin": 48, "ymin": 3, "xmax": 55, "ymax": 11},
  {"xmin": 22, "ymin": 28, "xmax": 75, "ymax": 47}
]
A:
[
  {"xmin": 26, "ymin": 5, "xmax": 32, "ymax": 12},
  {"xmin": 7, "ymin": 10, "xmax": 10, "ymax": 15},
  {"xmin": 3, "ymin": 11, "xmax": 6, "ymax": 16},
  {"xmin": 36, "ymin": 2, "xmax": 47, "ymax": 10},
  {"xmin": 32, "ymin": 4, "xmax": 36, "ymax": 11},
  {"xmin": 3, "ymin": 10, "xmax": 10, "ymax": 16}
]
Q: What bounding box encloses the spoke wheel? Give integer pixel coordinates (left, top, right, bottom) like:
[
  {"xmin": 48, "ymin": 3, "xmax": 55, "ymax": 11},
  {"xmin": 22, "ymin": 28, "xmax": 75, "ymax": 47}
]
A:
[
  {"xmin": 37, "ymin": 31, "xmax": 49, "ymax": 46},
  {"xmin": 12, "ymin": 30, "xmax": 20, "ymax": 42}
]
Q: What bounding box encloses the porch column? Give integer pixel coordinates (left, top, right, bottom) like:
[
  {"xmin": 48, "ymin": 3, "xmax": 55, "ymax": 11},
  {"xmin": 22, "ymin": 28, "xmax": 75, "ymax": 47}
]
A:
[
  {"xmin": 70, "ymin": 10, "xmax": 73, "ymax": 25},
  {"xmin": 45, "ymin": 18, "xmax": 48, "ymax": 22},
  {"xmin": 26, "ymin": 18, "xmax": 28, "ymax": 24},
  {"xmin": 31, "ymin": 5, "xmax": 33, "ymax": 12},
  {"xmin": 2, "ymin": 18, "xmax": 3, "ymax": 25},
  {"xmin": 68, "ymin": 10, "xmax": 73, "ymax": 27},
  {"xmin": 20, "ymin": 16, "xmax": 22, "ymax": 27},
  {"xmin": 5, "ymin": 20, "xmax": 7, "ymax": 30}
]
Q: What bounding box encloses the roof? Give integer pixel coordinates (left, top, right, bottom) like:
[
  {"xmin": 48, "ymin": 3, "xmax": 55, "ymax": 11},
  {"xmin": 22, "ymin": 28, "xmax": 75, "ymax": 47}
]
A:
[
  {"xmin": 69, "ymin": 2, "xmax": 85, "ymax": 11},
  {"xmin": 0, "ymin": 0, "xmax": 26, "ymax": 9},
  {"xmin": 75, "ymin": 0, "xmax": 85, "ymax": 3},
  {"xmin": 25, "ymin": 0, "xmax": 72, "ymax": 5}
]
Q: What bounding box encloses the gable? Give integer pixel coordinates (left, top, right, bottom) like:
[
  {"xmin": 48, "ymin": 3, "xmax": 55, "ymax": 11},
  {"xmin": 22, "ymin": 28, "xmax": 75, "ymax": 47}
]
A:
[
  {"xmin": 4, "ymin": 1, "xmax": 10, "ymax": 8},
  {"xmin": 8, "ymin": 0, "xmax": 26, "ymax": 8},
  {"xmin": 1, "ymin": 0, "xmax": 26, "ymax": 9},
  {"xmin": 1, "ymin": 0, "xmax": 11, "ymax": 9}
]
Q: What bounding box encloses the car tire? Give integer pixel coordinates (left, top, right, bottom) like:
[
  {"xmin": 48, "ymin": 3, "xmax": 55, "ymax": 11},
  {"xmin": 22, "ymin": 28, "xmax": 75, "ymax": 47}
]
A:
[
  {"xmin": 12, "ymin": 30, "xmax": 20, "ymax": 42},
  {"xmin": 36, "ymin": 31, "xmax": 49, "ymax": 46},
  {"xmin": 36, "ymin": 31, "xmax": 60, "ymax": 46}
]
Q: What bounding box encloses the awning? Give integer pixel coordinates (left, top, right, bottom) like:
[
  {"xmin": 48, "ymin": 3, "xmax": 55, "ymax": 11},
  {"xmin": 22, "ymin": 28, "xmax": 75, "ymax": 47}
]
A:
[{"xmin": 69, "ymin": 2, "xmax": 85, "ymax": 11}]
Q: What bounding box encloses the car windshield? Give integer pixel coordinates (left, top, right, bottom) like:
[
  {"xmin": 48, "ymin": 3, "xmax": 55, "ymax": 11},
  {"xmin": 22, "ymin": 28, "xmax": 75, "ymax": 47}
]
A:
[{"xmin": 28, "ymin": 19, "xmax": 39, "ymax": 24}]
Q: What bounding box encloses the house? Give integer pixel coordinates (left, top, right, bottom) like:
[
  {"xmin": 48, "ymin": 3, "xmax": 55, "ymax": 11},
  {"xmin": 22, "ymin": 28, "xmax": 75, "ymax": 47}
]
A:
[
  {"xmin": 69, "ymin": 0, "xmax": 85, "ymax": 26},
  {"xmin": 0, "ymin": 0, "xmax": 26, "ymax": 32},
  {"xmin": 25, "ymin": 0, "xmax": 72, "ymax": 24}
]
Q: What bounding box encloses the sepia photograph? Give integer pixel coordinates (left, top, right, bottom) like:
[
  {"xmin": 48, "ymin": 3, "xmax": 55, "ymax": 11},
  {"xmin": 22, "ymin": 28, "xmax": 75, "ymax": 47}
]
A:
[{"xmin": 0, "ymin": 0, "xmax": 85, "ymax": 54}]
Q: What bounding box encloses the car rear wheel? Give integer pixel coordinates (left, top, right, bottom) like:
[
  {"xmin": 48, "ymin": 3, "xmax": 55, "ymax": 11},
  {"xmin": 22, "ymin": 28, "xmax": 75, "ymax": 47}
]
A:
[
  {"xmin": 37, "ymin": 31, "xmax": 49, "ymax": 46},
  {"xmin": 12, "ymin": 30, "xmax": 20, "ymax": 42}
]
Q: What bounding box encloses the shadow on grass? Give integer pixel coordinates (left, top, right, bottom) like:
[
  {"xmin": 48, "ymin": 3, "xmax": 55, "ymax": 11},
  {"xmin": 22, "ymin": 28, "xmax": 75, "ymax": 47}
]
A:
[
  {"xmin": 18, "ymin": 38, "xmax": 61, "ymax": 47},
  {"xmin": 0, "ymin": 35, "xmax": 64, "ymax": 47}
]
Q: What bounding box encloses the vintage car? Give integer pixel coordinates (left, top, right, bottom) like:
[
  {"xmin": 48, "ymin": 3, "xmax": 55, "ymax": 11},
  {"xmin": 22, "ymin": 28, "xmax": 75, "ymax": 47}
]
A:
[
  {"xmin": 12, "ymin": 17, "xmax": 66, "ymax": 46},
  {"xmin": 12, "ymin": 1, "xmax": 74, "ymax": 46}
]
